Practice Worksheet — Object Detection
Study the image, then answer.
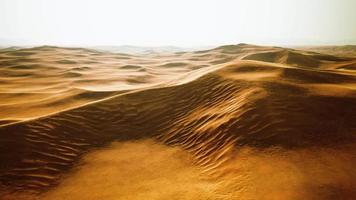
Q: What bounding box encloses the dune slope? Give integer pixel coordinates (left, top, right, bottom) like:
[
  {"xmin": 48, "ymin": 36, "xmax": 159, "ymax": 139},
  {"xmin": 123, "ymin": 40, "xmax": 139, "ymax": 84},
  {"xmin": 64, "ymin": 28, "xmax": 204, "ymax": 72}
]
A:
[{"xmin": 0, "ymin": 44, "xmax": 355, "ymax": 200}]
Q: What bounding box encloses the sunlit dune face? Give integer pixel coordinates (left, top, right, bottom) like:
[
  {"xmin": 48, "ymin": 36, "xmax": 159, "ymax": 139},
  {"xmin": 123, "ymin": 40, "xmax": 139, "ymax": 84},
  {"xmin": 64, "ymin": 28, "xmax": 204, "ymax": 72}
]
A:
[
  {"xmin": 0, "ymin": 44, "xmax": 355, "ymax": 200},
  {"xmin": 41, "ymin": 140, "xmax": 221, "ymax": 200},
  {"xmin": 34, "ymin": 142, "xmax": 356, "ymax": 200},
  {"xmin": 0, "ymin": 47, "xmax": 231, "ymax": 124}
]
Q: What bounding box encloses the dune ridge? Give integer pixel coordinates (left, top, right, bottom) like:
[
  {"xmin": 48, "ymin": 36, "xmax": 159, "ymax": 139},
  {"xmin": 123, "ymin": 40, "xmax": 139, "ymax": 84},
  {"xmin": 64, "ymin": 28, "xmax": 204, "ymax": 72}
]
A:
[{"xmin": 0, "ymin": 44, "xmax": 355, "ymax": 199}]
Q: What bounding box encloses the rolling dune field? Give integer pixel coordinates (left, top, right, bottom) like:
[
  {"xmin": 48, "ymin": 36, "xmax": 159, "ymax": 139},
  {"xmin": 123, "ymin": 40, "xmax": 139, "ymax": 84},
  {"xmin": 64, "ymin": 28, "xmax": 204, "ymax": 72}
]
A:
[{"xmin": 0, "ymin": 44, "xmax": 355, "ymax": 200}]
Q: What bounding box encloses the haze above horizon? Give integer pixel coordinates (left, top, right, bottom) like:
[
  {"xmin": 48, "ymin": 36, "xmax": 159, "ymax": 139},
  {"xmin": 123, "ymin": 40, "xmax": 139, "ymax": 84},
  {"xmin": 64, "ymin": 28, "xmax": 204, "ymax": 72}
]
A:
[{"xmin": 0, "ymin": 0, "xmax": 356, "ymax": 47}]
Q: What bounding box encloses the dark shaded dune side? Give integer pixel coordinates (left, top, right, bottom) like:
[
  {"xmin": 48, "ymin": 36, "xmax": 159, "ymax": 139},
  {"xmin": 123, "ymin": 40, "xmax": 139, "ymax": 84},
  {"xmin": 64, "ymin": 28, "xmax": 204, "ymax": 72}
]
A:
[
  {"xmin": 214, "ymin": 44, "xmax": 257, "ymax": 54},
  {"xmin": 0, "ymin": 101, "xmax": 136, "ymax": 194},
  {"xmin": 1, "ymin": 59, "xmax": 355, "ymax": 197},
  {"xmin": 243, "ymin": 50, "xmax": 322, "ymax": 68},
  {"xmin": 308, "ymin": 53, "xmax": 353, "ymax": 62},
  {"xmin": 119, "ymin": 65, "xmax": 143, "ymax": 70},
  {"xmin": 243, "ymin": 49, "xmax": 356, "ymax": 70},
  {"xmin": 152, "ymin": 62, "xmax": 356, "ymax": 150},
  {"xmin": 158, "ymin": 62, "xmax": 188, "ymax": 68},
  {"xmin": 278, "ymin": 66, "xmax": 356, "ymax": 84},
  {"xmin": 298, "ymin": 45, "xmax": 356, "ymax": 58},
  {"xmin": 281, "ymin": 51, "xmax": 321, "ymax": 67},
  {"xmin": 242, "ymin": 50, "xmax": 283, "ymax": 63},
  {"xmin": 337, "ymin": 62, "xmax": 356, "ymax": 70}
]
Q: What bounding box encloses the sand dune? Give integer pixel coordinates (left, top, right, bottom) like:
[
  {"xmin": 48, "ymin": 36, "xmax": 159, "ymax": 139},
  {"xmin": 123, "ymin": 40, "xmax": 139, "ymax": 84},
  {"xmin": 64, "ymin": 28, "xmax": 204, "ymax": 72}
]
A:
[
  {"xmin": 0, "ymin": 44, "xmax": 355, "ymax": 200},
  {"xmin": 298, "ymin": 45, "xmax": 356, "ymax": 58},
  {"xmin": 0, "ymin": 45, "xmax": 233, "ymax": 124}
]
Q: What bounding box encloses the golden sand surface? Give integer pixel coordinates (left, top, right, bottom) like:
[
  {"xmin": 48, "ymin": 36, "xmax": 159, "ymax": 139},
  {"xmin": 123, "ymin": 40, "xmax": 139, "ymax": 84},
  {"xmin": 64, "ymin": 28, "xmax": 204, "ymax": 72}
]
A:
[{"xmin": 0, "ymin": 44, "xmax": 355, "ymax": 199}]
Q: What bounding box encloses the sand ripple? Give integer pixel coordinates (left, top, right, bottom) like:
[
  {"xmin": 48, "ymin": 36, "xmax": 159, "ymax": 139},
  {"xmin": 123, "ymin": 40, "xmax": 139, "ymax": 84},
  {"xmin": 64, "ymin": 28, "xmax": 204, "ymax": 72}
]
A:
[{"xmin": 0, "ymin": 44, "xmax": 355, "ymax": 199}]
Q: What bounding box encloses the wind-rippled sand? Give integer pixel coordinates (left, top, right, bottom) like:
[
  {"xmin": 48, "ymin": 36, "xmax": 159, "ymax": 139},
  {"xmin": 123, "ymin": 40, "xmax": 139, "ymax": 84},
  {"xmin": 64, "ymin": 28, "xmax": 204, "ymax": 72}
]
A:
[{"xmin": 0, "ymin": 44, "xmax": 355, "ymax": 200}]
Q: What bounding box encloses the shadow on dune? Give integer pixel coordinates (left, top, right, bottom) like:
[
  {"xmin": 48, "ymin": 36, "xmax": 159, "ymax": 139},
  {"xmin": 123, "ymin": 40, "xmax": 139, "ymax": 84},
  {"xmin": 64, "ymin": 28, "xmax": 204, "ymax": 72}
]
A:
[{"xmin": 0, "ymin": 44, "xmax": 355, "ymax": 199}]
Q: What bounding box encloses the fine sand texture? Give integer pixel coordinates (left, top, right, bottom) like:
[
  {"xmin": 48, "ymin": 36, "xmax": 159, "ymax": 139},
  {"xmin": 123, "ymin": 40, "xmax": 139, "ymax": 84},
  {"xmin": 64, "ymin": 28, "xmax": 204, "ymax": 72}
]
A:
[
  {"xmin": 0, "ymin": 44, "xmax": 355, "ymax": 200},
  {"xmin": 298, "ymin": 45, "xmax": 356, "ymax": 58}
]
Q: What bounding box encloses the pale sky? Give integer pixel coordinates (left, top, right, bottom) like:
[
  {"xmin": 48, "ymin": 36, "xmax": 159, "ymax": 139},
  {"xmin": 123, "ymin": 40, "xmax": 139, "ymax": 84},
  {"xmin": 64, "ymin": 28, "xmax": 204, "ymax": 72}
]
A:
[{"xmin": 0, "ymin": 0, "xmax": 355, "ymax": 47}]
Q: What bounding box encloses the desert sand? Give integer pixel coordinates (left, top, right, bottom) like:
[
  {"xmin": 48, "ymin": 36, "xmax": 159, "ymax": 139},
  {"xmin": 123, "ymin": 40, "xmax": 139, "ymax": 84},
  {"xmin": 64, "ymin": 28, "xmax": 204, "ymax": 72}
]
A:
[
  {"xmin": 0, "ymin": 44, "xmax": 355, "ymax": 200},
  {"xmin": 298, "ymin": 45, "xmax": 356, "ymax": 58}
]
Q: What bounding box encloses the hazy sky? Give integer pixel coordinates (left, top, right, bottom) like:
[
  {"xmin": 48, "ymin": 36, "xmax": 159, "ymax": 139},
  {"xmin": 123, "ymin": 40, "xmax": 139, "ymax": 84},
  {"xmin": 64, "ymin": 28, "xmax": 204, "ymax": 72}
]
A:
[{"xmin": 0, "ymin": 0, "xmax": 355, "ymax": 46}]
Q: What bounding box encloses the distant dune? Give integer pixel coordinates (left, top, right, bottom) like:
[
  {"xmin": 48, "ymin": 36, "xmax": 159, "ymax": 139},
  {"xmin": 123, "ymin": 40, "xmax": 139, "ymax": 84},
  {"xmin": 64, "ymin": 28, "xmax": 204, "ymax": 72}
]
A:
[
  {"xmin": 91, "ymin": 45, "xmax": 188, "ymax": 54},
  {"xmin": 297, "ymin": 45, "xmax": 356, "ymax": 58},
  {"xmin": 0, "ymin": 44, "xmax": 355, "ymax": 200}
]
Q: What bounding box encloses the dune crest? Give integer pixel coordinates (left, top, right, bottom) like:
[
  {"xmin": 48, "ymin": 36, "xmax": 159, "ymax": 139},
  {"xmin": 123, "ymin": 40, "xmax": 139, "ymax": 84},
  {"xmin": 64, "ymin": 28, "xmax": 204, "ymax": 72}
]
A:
[{"xmin": 0, "ymin": 44, "xmax": 355, "ymax": 199}]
